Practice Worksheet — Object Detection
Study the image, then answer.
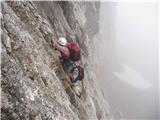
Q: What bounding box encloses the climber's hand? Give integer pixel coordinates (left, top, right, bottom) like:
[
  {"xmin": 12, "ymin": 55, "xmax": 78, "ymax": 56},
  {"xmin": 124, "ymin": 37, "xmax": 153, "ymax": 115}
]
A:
[{"xmin": 52, "ymin": 40, "xmax": 57, "ymax": 48}]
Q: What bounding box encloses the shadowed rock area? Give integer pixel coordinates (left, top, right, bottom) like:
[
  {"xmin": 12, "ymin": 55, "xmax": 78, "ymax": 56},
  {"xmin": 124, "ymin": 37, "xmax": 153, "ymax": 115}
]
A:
[{"xmin": 1, "ymin": 1, "xmax": 113, "ymax": 120}]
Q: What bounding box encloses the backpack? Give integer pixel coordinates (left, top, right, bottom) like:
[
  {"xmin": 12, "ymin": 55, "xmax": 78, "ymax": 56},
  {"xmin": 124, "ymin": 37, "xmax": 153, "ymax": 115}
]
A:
[
  {"xmin": 67, "ymin": 43, "xmax": 81, "ymax": 61},
  {"xmin": 77, "ymin": 66, "xmax": 84, "ymax": 81},
  {"xmin": 70, "ymin": 66, "xmax": 84, "ymax": 83}
]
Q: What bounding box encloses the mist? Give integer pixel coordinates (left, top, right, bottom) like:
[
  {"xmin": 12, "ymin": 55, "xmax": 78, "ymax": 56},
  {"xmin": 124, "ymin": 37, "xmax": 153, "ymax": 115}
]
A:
[{"xmin": 93, "ymin": 2, "xmax": 159, "ymax": 119}]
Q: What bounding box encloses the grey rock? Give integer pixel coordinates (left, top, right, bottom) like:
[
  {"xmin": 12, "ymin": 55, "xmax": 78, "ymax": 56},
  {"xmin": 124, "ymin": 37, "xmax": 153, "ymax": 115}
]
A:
[{"xmin": 1, "ymin": 1, "xmax": 113, "ymax": 120}]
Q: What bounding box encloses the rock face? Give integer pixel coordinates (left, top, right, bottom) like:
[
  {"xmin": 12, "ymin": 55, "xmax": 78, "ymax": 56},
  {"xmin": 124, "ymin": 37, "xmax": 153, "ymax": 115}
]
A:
[{"xmin": 1, "ymin": 1, "xmax": 113, "ymax": 120}]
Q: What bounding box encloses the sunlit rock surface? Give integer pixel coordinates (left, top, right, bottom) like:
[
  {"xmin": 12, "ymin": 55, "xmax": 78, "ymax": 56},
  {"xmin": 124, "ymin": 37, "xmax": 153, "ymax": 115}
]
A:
[{"xmin": 1, "ymin": 1, "xmax": 113, "ymax": 120}]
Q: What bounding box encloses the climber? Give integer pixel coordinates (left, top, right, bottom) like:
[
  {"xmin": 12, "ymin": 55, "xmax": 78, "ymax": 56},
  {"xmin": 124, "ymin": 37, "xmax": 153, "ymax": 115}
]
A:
[{"xmin": 53, "ymin": 37, "xmax": 82, "ymax": 76}]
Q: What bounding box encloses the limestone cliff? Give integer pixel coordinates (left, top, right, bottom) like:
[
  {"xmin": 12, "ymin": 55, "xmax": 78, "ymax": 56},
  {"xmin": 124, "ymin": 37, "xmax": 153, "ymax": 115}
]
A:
[{"xmin": 1, "ymin": 1, "xmax": 113, "ymax": 120}]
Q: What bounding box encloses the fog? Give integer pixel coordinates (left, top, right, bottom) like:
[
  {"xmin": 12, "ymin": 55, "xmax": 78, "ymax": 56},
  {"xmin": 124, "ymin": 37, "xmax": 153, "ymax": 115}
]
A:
[{"xmin": 93, "ymin": 2, "xmax": 159, "ymax": 119}]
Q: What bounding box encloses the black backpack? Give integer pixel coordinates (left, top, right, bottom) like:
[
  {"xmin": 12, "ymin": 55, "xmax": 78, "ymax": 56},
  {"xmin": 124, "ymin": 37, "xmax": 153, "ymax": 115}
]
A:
[{"xmin": 70, "ymin": 66, "xmax": 84, "ymax": 83}]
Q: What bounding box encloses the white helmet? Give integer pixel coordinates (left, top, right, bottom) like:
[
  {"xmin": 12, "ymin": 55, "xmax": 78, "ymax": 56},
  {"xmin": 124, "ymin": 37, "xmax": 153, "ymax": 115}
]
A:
[{"xmin": 57, "ymin": 37, "xmax": 67, "ymax": 46}]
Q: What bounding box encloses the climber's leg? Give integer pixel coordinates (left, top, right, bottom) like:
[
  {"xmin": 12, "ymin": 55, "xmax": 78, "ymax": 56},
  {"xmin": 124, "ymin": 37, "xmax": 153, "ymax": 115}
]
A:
[{"xmin": 63, "ymin": 60, "xmax": 74, "ymax": 75}]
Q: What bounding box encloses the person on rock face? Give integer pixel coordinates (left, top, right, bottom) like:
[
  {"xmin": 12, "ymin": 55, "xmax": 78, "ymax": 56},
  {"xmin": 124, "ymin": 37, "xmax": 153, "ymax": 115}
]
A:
[{"xmin": 52, "ymin": 37, "xmax": 84, "ymax": 83}]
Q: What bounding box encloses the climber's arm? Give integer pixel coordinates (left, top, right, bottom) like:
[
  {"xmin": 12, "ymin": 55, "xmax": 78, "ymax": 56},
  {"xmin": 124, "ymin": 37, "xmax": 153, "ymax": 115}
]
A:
[{"xmin": 53, "ymin": 41, "xmax": 70, "ymax": 57}]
